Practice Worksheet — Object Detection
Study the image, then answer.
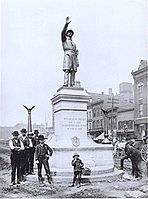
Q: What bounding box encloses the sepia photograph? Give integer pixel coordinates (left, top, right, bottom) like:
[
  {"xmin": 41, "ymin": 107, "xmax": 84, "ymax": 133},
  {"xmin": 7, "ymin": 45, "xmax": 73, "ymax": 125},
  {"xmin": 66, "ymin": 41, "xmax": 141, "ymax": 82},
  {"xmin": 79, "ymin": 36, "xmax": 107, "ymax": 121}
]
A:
[{"xmin": 0, "ymin": 0, "xmax": 148, "ymax": 198}]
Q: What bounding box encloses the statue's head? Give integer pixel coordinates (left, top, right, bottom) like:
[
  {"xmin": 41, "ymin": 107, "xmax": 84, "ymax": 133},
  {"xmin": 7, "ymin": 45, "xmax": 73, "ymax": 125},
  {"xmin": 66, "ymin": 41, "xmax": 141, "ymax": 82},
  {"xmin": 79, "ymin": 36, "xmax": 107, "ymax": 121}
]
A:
[{"xmin": 66, "ymin": 29, "xmax": 74, "ymax": 37}]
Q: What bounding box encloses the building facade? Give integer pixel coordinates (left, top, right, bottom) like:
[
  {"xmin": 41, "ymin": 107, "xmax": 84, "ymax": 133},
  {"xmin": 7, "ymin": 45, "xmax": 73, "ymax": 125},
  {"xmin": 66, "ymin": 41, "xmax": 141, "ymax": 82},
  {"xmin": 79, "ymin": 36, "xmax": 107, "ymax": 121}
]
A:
[
  {"xmin": 87, "ymin": 90, "xmax": 119, "ymax": 140},
  {"xmin": 131, "ymin": 60, "xmax": 148, "ymax": 139},
  {"xmin": 117, "ymin": 108, "xmax": 134, "ymax": 140},
  {"xmin": 87, "ymin": 83, "xmax": 135, "ymax": 140}
]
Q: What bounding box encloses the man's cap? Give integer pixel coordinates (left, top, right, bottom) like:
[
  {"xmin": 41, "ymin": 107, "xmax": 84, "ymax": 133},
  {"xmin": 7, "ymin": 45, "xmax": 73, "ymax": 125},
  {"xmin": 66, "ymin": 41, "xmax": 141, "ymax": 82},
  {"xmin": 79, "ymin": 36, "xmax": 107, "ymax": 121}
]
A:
[
  {"xmin": 12, "ymin": 131, "xmax": 19, "ymax": 136},
  {"xmin": 66, "ymin": 29, "xmax": 74, "ymax": 36},
  {"xmin": 34, "ymin": 130, "xmax": 39, "ymax": 134},
  {"xmin": 38, "ymin": 135, "xmax": 47, "ymax": 140},
  {"xmin": 20, "ymin": 128, "xmax": 27, "ymax": 133},
  {"xmin": 73, "ymin": 153, "xmax": 79, "ymax": 158}
]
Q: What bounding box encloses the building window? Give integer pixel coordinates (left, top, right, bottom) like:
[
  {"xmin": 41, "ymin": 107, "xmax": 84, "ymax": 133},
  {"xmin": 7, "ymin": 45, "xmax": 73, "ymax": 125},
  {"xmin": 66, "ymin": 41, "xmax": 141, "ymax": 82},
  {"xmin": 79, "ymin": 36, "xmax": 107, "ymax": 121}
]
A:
[
  {"xmin": 139, "ymin": 104, "xmax": 143, "ymax": 117},
  {"xmin": 88, "ymin": 122, "xmax": 92, "ymax": 130},
  {"xmin": 100, "ymin": 119, "xmax": 103, "ymax": 128},
  {"xmin": 97, "ymin": 109, "xmax": 100, "ymax": 117},
  {"xmin": 93, "ymin": 109, "xmax": 96, "ymax": 117},
  {"xmin": 92, "ymin": 121, "xmax": 95, "ymax": 128},
  {"xmin": 137, "ymin": 82, "xmax": 144, "ymax": 99}
]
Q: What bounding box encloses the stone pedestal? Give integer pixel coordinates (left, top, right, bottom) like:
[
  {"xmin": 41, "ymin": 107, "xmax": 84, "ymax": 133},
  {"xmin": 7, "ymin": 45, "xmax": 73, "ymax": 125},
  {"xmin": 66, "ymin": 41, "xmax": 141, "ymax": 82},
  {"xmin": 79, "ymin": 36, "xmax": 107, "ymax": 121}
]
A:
[{"xmin": 48, "ymin": 86, "xmax": 120, "ymax": 182}]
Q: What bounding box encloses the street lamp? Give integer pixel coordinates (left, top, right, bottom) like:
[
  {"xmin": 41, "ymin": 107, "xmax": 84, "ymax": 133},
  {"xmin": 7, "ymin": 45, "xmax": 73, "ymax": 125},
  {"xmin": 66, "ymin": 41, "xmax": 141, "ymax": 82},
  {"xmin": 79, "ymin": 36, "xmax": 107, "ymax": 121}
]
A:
[
  {"xmin": 101, "ymin": 108, "xmax": 111, "ymax": 144},
  {"xmin": 23, "ymin": 105, "xmax": 35, "ymax": 132}
]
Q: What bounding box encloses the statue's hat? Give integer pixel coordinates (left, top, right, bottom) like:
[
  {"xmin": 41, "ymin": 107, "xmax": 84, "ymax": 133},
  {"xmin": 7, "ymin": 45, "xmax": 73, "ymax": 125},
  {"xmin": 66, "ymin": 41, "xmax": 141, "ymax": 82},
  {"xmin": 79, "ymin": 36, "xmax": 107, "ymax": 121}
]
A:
[{"xmin": 66, "ymin": 29, "xmax": 74, "ymax": 36}]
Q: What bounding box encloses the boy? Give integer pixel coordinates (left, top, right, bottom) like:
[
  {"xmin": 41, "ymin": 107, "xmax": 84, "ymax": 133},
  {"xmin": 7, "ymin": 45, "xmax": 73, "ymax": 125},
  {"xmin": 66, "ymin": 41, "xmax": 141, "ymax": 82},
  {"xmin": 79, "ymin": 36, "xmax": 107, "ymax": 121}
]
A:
[
  {"xmin": 69, "ymin": 153, "xmax": 84, "ymax": 188},
  {"xmin": 35, "ymin": 135, "xmax": 53, "ymax": 185}
]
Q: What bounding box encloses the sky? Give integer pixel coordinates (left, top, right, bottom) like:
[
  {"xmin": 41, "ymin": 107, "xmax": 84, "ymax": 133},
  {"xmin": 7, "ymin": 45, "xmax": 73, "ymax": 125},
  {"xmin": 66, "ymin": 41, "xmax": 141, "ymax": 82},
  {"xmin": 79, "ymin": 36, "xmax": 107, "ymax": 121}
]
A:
[{"xmin": 0, "ymin": 0, "xmax": 147, "ymax": 126}]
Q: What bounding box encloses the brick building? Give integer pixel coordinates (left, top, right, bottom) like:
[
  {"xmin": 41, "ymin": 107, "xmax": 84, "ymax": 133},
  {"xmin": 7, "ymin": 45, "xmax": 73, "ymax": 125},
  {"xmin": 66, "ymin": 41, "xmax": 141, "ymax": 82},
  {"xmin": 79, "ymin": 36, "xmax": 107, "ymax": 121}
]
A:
[{"xmin": 131, "ymin": 60, "xmax": 148, "ymax": 139}]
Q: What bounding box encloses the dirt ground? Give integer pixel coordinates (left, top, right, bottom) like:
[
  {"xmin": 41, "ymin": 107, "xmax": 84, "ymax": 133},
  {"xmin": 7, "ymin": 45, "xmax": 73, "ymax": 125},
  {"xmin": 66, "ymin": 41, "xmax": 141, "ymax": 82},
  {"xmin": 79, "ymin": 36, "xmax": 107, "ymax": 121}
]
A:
[{"xmin": 0, "ymin": 142, "xmax": 148, "ymax": 198}]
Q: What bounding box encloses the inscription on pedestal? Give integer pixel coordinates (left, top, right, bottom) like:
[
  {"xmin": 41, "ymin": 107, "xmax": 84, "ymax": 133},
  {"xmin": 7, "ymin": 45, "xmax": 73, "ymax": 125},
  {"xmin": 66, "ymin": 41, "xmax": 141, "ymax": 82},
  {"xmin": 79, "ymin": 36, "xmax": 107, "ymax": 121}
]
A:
[{"xmin": 62, "ymin": 117, "xmax": 86, "ymax": 131}]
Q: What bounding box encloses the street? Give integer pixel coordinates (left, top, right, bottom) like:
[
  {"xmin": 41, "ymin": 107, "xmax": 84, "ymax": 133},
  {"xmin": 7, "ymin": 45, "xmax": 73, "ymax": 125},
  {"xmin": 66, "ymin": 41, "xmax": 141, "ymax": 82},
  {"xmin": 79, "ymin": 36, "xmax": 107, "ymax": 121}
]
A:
[{"xmin": 0, "ymin": 143, "xmax": 148, "ymax": 198}]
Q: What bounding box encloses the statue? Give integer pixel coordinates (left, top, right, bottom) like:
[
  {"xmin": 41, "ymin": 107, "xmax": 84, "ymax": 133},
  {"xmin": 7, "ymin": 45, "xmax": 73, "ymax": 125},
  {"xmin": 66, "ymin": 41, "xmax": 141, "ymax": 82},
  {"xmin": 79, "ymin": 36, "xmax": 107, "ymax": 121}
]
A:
[{"xmin": 61, "ymin": 17, "xmax": 79, "ymax": 87}]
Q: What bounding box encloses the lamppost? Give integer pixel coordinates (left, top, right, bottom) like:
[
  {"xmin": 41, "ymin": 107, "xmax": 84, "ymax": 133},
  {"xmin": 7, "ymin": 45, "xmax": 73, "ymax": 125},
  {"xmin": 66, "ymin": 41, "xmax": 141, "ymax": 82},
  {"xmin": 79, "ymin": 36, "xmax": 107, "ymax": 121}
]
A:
[
  {"xmin": 23, "ymin": 105, "xmax": 35, "ymax": 132},
  {"xmin": 101, "ymin": 108, "xmax": 111, "ymax": 144}
]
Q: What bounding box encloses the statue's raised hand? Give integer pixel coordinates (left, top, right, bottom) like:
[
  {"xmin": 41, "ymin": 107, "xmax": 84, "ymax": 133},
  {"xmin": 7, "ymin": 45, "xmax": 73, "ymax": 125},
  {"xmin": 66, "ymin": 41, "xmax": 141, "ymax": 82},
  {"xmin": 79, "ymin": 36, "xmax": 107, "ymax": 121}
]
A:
[{"xmin": 66, "ymin": 17, "xmax": 71, "ymax": 24}]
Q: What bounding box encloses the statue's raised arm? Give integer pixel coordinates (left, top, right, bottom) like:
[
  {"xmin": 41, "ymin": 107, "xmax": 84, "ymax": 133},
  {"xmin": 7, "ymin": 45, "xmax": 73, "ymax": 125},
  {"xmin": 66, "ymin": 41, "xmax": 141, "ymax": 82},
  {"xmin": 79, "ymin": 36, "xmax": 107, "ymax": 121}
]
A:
[
  {"xmin": 61, "ymin": 17, "xmax": 71, "ymax": 42},
  {"xmin": 61, "ymin": 17, "xmax": 79, "ymax": 87}
]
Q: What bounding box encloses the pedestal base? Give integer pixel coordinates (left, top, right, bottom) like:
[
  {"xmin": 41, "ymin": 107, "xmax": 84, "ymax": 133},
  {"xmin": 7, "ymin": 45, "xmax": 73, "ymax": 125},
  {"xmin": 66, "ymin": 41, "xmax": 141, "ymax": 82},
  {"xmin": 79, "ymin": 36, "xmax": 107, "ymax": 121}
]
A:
[{"xmin": 49, "ymin": 86, "xmax": 117, "ymax": 183}]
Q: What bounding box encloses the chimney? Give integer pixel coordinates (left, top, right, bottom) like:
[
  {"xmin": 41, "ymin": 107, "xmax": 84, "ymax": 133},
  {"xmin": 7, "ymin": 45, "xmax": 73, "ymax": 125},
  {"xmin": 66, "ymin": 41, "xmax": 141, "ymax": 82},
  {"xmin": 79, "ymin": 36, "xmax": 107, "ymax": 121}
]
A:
[{"xmin": 109, "ymin": 88, "xmax": 112, "ymax": 96}]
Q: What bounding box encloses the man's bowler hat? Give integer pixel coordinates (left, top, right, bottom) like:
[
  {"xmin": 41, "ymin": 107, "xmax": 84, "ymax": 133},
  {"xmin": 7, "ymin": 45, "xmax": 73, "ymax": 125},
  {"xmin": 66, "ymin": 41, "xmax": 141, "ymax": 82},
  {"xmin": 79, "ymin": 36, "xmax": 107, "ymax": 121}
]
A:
[
  {"xmin": 73, "ymin": 153, "xmax": 79, "ymax": 158},
  {"xmin": 21, "ymin": 128, "xmax": 27, "ymax": 133},
  {"xmin": 34, "ymin": 130, "xmax": 39, "ymax": 134},
  {"xmin": 38, "ymin": 135, "xmax": 47, "ymax": 140},
  {"xmin": 12, "ymin": 131, "xmax": 19, "ymax": 136}
]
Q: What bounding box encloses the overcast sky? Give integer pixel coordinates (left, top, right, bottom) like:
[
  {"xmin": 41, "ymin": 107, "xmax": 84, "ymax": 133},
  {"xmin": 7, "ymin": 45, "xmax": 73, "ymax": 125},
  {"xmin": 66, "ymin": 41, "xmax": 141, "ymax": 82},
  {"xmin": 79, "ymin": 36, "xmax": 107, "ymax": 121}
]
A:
[{"xmin": 1, "ymin": 0, "xmax": 147, "ymax": 126}]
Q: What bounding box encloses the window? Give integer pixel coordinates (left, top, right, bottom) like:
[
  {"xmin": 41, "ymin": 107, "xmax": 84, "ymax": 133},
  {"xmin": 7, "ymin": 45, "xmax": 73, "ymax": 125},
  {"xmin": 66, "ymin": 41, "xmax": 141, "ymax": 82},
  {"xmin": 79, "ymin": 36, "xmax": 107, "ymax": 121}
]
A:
[
  {"xmin": 93, "ymin": 109, "xmax": 96, "ymax": 117},
  {"xmin": 137, "ymin": 82, "xmax": 144, "ymax": 99},
  {"xmin": 139, "ymin": 104, "xmax": 143, "ymax": 117},
  {"xmin": 88, "ymin": 122, "xmax": 92, "ymax": 130},
  {"xmin": 100, "ymin": 119, "xmax": 103, "ymax": 128}
]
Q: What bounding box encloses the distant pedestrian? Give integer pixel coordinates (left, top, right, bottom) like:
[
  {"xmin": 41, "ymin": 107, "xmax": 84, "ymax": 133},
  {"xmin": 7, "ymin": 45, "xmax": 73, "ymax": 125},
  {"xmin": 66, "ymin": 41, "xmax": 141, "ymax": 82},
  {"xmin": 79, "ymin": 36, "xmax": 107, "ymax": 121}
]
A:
[
  {"xmin": 69, "ymin": 153, "xmax": 84, "ymax": 188},
  {"xmin": 35, "ymin": 135, "xmax": 53, "ymax": 185},
  {"xmin": 9, "ymin": 131, "xmax": 24, "ymax": 186}
]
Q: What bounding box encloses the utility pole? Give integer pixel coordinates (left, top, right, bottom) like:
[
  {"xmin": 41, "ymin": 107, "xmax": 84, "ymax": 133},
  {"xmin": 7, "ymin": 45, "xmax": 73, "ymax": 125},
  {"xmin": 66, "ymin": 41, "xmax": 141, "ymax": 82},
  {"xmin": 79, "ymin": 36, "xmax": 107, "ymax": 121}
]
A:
[
  {"xmin": 111, "ymin": 94, "xmax": 114, "ymax": 137},
  {"xmin": 23, "ymin": 105, "xmax": 35, "ymax": 132}
]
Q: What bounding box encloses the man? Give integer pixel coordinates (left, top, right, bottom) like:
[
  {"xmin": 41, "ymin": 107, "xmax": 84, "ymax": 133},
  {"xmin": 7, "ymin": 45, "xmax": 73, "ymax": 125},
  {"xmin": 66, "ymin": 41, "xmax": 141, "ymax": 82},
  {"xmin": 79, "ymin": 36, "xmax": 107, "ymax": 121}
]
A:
[
  {"xmin": 19, "ymin": 128, "xmax": 28, "ymax": 181},
  {"xmin": 127, "ymin": 141, "xmax": 142, "ymax": 179},
  {"xmin": 120, "ymin": 137, "xmax": 135, "ymax": 170},
  {"xmin": 33, "ymin": 130, "xmax": 39, "ymax": 147},
  {"xmin": 9, "ymin": 131, "xmax": 24, "ymax": 186},
  {"xmin": 27, "ymin": 132, "xmax": 35, "ymax": 174},
  {"xmin": 35, "ymin": 135, "xmax": 53, "ymax": 185},
  {"xmin": 69, "ymin": 153, "xmax": 84, "ymax": 188},
  {"xmin": 61, "ymin": 17, "xmax": 79, "ymax": 87}
]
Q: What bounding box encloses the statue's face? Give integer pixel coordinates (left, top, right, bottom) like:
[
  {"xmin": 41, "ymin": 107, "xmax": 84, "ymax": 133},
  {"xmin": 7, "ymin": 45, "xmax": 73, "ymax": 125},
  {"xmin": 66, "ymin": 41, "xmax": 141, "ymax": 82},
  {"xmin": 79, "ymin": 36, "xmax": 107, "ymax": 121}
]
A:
[{"xmin": 66, "ymin": 31, "xmax": 73, "ymax": 38}]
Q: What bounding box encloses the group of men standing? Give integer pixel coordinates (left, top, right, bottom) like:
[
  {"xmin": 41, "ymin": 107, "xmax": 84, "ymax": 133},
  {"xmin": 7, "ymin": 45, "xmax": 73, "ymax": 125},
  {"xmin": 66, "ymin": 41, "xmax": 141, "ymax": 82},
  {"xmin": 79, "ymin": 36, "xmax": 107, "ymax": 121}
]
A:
[{"xmin": 9, "ymin": 129, "xmax": 53, "ymax": 186}]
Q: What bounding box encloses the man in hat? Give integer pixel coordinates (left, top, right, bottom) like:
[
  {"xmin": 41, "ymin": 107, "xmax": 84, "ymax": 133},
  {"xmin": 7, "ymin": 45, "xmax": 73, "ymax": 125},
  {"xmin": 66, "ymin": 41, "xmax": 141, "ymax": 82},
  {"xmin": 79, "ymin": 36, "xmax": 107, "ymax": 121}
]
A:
[
  {"xmin": 120, "ymin": 137, "xmax": 136, "ymax": 170},
  {"xmin": 19, "ymin": 128, "xmax": 28, "ymax": 181},
  {"xmin": 61, "ymin": 17, "xmax": 79, "ymax": 87},
  {"xmin": 27, "ymin": 132, "xmax": 35, "ymax": 174},
  {"xmin": 33, "ymin": 130, "xmax": 40, "ymax": 148},
  {"xmin": 9, "ymin": 131, "xmax": 24, "ymax": 185},
  {"xmin": 35, "ymin": 135, "xmax": 53, "ymax": 185},
  {"xmin": 69, "ymin": 153, "xmax": 84, "ymax": 188}
]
